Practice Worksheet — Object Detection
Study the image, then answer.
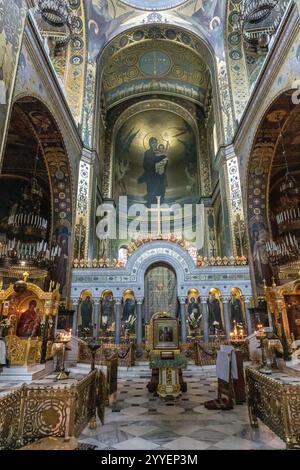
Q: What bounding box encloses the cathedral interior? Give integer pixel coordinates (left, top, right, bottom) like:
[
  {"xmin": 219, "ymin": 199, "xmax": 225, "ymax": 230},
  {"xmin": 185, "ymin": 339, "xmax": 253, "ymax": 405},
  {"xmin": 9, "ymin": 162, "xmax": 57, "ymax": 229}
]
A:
[{"xmin": 0, "ymin": 0, "xmax": 300, "ymax": 453}]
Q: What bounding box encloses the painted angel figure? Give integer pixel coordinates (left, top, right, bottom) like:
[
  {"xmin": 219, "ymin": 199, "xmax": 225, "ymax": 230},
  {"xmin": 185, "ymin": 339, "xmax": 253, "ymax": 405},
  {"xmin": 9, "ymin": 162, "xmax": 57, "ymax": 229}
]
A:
[{"xmin": 116, "ymin": 159, "xmax": 130, "ymax": 195}]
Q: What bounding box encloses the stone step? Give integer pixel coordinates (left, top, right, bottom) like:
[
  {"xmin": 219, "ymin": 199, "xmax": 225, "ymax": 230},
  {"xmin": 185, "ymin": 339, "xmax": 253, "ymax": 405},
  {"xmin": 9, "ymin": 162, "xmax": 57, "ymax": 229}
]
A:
[{"xmin": 0, "ymin": 361, "xmax": 54, "ymax": 383}]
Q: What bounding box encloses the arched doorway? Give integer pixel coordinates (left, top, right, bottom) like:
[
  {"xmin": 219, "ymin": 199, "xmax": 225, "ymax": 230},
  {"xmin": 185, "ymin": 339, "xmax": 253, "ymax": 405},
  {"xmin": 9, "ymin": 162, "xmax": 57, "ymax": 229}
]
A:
[
  {"xmin": 246, "ymin": 90, "xmax": 300, "ymax": 294},
  {"xmin": 0, "ymin": 96, "xmax": 73, "ymax": 297},
  {"xmin": 144, "ymin": 262, "xmax": 177, "ymax": 322}
]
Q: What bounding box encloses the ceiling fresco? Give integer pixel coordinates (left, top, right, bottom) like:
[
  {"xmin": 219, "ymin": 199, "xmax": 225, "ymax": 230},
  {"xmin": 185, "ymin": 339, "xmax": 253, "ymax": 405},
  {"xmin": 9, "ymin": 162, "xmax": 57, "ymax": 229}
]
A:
[
  {"xmin": 86, "ymin": 0, "xmax": 226, "ymax": 59},
  {"xmin": 102, "ymin": 40, "xmax": 210, "ymax": 108},
  {"xmin": 114, "ymin": 108, "xmax": 199, "ymax": 205}
]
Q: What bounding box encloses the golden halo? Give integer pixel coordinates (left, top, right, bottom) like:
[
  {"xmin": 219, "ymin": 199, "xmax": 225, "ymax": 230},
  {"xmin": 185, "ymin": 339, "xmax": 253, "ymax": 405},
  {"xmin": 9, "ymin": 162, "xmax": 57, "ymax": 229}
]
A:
[{"xmin": 143, "ymin": 132, "xmax": 169, "ymax": 150}]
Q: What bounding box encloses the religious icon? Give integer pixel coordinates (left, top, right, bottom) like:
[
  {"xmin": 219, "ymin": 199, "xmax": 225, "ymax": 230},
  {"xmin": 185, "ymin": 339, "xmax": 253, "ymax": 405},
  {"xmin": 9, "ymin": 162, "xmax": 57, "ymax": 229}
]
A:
[
  {"xmin": 54, "ymin": 226, "xmax": 70, "ymax": 294},
  {"xmin": 251, "ymin": 225, "xmax": 273, "ymax": 286},
  {"xmin": 285, "ymin": 295, "xmax": 300, "ymax": 341},
  {"xmin": 153, "ymin": 318, "xmax": 179, "ymax": 349},
  {"xmin": 230, "ymin": 295, "xmax": 245, "ymax": 329},
  {"xmin": 16, "ymin": 299, "xmax": 41, "ymax": 338},
  {"xmin": 188, "ymin": 297, "xmax": 201, "ymax": 321},
  {"xmin": 207, "ymin": 293, "xmax": 224, "ymax": 333},
  {"xmin": 102, "ymin": 294, "xmax": 114, "ymax": 327},
  {"xmin": 123, "ymin": 297, "xmax": 136, "ymax": 322},
  {"xmin": 80, "ymin": 296, "xmax": 93, "ymax": 331}
]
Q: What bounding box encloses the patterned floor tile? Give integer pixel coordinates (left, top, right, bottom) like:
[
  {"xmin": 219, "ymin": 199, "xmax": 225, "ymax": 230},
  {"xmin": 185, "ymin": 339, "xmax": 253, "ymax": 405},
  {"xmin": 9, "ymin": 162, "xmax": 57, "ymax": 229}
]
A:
[
  {"xmin": 78, "ymin": 370, "xmax": 284, "ymax": 451},
  {"xmin": 113, "ymin": 437, "xmax": 160, "ymax": 450},
  {"xmin": 163, "ymin": 437, "xmax": 211, "ymax": 450},
  {"xmin": 119, "ymin": 424, "xmax": 159, "ymax": 437}
]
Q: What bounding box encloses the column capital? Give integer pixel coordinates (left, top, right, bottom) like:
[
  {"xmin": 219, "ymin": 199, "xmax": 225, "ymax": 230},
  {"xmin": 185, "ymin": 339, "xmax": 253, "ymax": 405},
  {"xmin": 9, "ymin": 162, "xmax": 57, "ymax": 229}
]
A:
[
  {"xmin": 81, "ymin": 148, "xmax": 98, "ymax": 165},
  {"xmin": 115, "ymin": 297, "xmax": 123, "ymax": 305},
  {"xmin": 179, "ymin": 297, "xmax": 187, "ymax": 305},
  {"xmin": 136, "ymin": 298, "xmax": 144, "ymax": 305},
  {"xmin": 222, "ymin": 296, "xmax": 231, "ymax": 304},
  {"xmin": 71, "ymin": 298, "xmax": 80, "ymax": 306},
  {"xmin": 94, "ymin": 298, "xmax": 101, "ymax": 306}
]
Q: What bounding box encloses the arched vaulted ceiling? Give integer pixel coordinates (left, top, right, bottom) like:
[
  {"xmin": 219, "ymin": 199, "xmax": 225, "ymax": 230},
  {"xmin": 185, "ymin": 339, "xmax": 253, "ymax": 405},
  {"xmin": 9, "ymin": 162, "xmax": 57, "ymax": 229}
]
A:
[{"xmin": 102, "ymin": 39, "xmax": 211, "ymax": 109}]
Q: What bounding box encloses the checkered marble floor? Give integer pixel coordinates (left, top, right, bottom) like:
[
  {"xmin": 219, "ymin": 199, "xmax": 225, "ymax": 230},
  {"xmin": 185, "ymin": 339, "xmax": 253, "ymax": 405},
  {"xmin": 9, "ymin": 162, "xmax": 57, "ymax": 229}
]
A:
[{"xmin": 79, "ymin": 371, "xmax": 286, "ymax": 451}]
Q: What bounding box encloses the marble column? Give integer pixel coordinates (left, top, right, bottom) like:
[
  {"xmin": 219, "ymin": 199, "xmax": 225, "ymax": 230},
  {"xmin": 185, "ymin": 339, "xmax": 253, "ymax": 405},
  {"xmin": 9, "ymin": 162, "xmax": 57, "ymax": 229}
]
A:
[
  {"xmin": 201, "ymin": 301, "xmax": 209, "ymax": 343},
  {"xmin": 179, "ymin": 298, "xmax": 187, "ymax": 343},
  {"xmin": 223, "ymin": 297, "xmax": 232, "ymax": 340},
  {"xmin": 72, "ymin": 299, "xmax": 80, "ymax": 337},
  {"xmin": 136, "ymin": 298, "xmax": 144, "ymax": 346},
  {"xmin": 244, "ymin": 298, "xmax": 253, "ymax": 335},
  {"xmin": 115, "ymin": 298, "xmax": 122, "ymax": 345}
]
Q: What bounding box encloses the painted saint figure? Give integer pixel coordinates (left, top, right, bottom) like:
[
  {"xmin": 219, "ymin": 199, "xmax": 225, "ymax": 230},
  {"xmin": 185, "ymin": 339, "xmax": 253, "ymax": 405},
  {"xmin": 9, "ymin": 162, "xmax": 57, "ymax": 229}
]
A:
[
  {"xmin": 102, "ymin": 294, "xmax": 114, "ymax": 327},
  {"xmin": 159, "ymin": 326, "xmax": 173, "ymax": 342},
  {"xmin": 207, "ymin": 293, "xmax": 223, "ymax": 332},
  {"xmin": 123, "ymin": 297, "xmax": 136, "ymax": 322},
  {"xmin": 16, "ymin": 300, "xmax": 41, "ymax": 337},
  {"xmin": 230, "ymin": 296, "xmax": 244, "ymax": 328},
  {"xmin": 188, "ymin": 297, "xmax": 201, "ymax": 321},
  {"xmin": 54, "ymin": 227, "xmax": 69, "ymax": 295},
  {"xmin": 252, "ymin": 227, "xmax": 273, "ymax": 285},
  {"xmin": 80, "ymin": 296, "xmax": 93, "ymax": 330},
  {"xmin": 138, "ymin": 137, "xmax": 168, "ymax": 207}
]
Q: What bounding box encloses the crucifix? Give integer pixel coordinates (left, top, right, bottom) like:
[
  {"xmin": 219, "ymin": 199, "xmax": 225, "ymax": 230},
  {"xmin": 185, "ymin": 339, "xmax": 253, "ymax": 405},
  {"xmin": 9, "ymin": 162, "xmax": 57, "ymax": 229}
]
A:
[{"xmin": 147, "ymin": 197, "xmax": 170, "ymax": 237}]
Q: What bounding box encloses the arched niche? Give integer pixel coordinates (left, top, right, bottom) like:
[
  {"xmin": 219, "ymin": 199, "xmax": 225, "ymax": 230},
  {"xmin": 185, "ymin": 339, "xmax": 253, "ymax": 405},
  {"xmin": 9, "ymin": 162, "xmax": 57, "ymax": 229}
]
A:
[
  {"xmin": 95, "ymin": 23, "xmax": 226, "ymax": 148},
  {"xmin": 246, "ymin": 89, "xmax": 300, "ymax": 295},
  {"xmin": 1, "ymin": 96, "xmax": 74, "ymax": 296},
  {"xmin": 144, "ymin": 261, "xmax": 178, "ymax": 321},
  {"xmin": 104, "ymin": 99, "xmax": 206, "ymax": 200}
]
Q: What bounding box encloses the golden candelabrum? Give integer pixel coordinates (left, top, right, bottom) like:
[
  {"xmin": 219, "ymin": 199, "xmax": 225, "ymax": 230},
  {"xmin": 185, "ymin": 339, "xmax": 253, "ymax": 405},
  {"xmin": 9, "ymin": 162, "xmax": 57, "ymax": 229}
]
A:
[
  {"xmin": 54, "ymin": 330, "xmax": 72, "ymax": 380},
  {"xmin": 230, "ymin": 321, "xmax": 246, "ymax": 342}
]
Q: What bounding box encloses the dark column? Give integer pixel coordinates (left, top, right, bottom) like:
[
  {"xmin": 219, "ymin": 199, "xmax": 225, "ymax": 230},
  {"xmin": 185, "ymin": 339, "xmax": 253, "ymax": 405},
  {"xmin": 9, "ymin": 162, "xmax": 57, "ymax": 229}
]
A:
[
  {"xmin": 115, "ymin": 298, "xmax": 122, "ymax": 344},
  {"xmin": 201, "ymin": 301, "xmax": 209, "ymax": 343},
  {"xmin": 179, "ymin": 298, "xmax": 187, "ymax": 342},
  {"xmin": 136, "ymin": 298, "xmax": 144, "ymax": 346}
]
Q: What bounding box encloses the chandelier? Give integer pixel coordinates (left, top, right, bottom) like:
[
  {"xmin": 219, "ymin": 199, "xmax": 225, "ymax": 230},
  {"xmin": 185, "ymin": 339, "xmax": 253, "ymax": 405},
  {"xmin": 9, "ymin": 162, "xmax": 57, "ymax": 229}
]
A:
[
  {"xmin": 0, "ymin": 146, "xmax": 60, "ymax": 269},
  {"xmin": 236, "ymin": 0, "xmax": 280, "ymax": 50},
  {"xmin": 266, "ymin": 126, "xmax": 300, "ymax": 266},
  {"xmin": 37, "ymin": 0, "xmax": 73, "ymax": 47}
]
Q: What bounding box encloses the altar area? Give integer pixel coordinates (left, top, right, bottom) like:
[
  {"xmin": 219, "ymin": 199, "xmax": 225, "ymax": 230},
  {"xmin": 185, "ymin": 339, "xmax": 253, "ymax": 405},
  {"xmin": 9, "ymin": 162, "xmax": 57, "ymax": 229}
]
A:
[{"xmin": 0, "ymin": 277, "xmax": 60, "ymax": 381}]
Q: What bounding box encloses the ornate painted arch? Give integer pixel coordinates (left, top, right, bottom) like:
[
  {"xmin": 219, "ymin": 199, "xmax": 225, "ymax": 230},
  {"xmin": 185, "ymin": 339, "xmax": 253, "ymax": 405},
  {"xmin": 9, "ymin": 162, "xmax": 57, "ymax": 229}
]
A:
[
  {"xmin": 11, "ymin": 95, "xmax": 74, "ymax": 238},
  {"xmin": 59, "ymin": 0, "xmax": 87, "ymax": 124},
  {"xmin": 95, "ymin": 23, "xmax": 229, "ymax": 147},
  {"xmin": 124, "ymin": 240, "xmax": 196, "ymax": 295},
  {"xmin": 246, "ymin": 89, "xmax": 299, "ymax": 293},
  {"xmin": 103, "ymin": 99, "xmax": 211, "ymax": 199}
]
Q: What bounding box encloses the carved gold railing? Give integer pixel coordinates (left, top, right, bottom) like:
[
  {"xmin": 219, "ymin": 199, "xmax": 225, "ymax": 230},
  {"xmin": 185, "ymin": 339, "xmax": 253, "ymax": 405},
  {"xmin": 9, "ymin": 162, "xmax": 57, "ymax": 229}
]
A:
[
  {"xmin": 78, "ymin": 341, "xmax": 134, "ymax": 368},
  {"xmin": 0, "ymin": 387, "xmax": 24, "ymax": 450},
  {"xmin": 195, "ymin": 340, "xmax": 224, "ymax": 366},
  {"xmin": 5, "ymin": 335, "xmax": 53, "ymax": 366},
  {"xmin": 0, "ymin": 370, "xmax": 105, "ymax": 449},
  {"xmin": 181, "ymin": 342, "xmax": 197, "ymax": 363},
  {"xmin": 246, "ymin": 368, "xmax": 300, "ymax": 449}
]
